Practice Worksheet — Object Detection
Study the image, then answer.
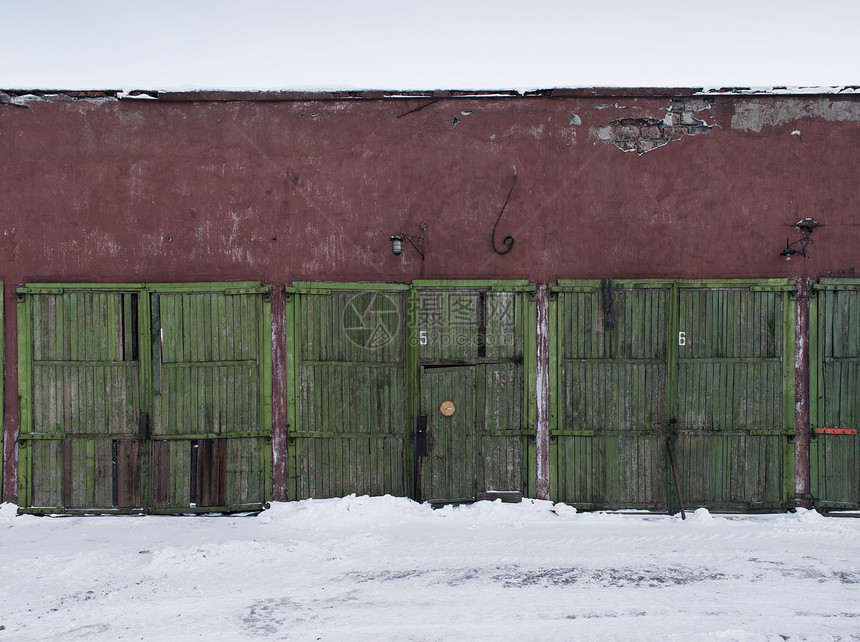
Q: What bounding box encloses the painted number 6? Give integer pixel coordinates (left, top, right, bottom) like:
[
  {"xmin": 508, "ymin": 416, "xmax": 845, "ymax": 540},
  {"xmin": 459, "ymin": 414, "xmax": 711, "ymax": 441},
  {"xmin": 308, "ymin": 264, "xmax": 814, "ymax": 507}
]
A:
[{"xmin": 678, "ymin": 331, "xmax": 686, "ymax": 346}]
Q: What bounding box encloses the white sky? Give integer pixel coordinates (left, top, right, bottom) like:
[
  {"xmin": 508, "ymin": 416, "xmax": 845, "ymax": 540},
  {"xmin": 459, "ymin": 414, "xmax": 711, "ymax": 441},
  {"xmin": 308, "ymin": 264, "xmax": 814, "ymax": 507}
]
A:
[{"xmin": 1, "ymin": 0, "xmax": 858, "ymax": 91}]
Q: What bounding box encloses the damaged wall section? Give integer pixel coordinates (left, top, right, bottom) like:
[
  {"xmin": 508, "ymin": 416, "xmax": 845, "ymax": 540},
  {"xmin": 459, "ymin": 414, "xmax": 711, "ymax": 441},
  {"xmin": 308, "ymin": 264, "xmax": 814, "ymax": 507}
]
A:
[
  {"xmin": 730, "ymin": 97, "xmax": 860, "ymax": 132},
  {"xmin": 597, "ymin": 98, "xmax": 713, "ymax": 154}
]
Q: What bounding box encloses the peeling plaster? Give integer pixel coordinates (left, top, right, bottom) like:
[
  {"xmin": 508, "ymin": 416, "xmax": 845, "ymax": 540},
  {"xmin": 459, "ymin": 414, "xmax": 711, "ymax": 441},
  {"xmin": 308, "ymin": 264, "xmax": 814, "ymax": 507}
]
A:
[
  {"xmin": 597, "ymin": 98, "xmax": 713, "ymax": 155},
  {"xmin": 731, "ymin": 98, "xmax": 860, "ymax": 132},
  {"xmin": 502, "ymin": 122, "xmax": 546, "ymax": 141},
  {"xmin": 596, "ymin": 103, "xmax": 639, "ymax": 110}
]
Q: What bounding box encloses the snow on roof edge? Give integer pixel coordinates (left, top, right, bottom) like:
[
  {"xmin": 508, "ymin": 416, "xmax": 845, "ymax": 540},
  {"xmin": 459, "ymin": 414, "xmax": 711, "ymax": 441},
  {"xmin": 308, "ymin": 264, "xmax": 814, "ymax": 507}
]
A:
[{"xmin": 3, "ymin": 86, "xmax": 860, "ymax": 104}]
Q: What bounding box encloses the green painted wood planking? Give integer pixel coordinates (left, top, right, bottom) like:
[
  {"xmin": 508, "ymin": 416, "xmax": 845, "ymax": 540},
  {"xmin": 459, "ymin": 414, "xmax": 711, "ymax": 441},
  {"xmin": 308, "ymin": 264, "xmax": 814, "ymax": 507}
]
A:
[
  {"xmin": 290, "ymin": 285, "xmax": 409, "ymax": 500},
  {"xmin": 288, "ymin": 282, "xmax": 532, "ymax": 502},
  {"xmin": 413, "ymin": 284, "xmax": 531, "ymax": 501},
  {"xmin": 17, "ymin": 284, "xmax": 271, "ymax": 513},
  {"xmin": 12, "ymin": 278, "xmax": 813, "ymax": 512},
  {"xmin": 553, "ymin": 281, "xmax": 794, "ymax": 511},
  {"xmin": 810, "ymin": 282, "xmax": 860, "ymax": 508}
]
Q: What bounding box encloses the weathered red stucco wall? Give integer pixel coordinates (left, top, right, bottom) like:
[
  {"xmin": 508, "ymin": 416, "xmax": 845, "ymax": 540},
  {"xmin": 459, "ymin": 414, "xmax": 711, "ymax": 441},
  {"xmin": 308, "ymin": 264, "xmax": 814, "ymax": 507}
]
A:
[
  {"xmin": 3, "ymin": 90, "xmax": 859, "ymax": 285},
  {"xmin": 2, "ymin": 88, "xmax": 860, "ymax": 500}
]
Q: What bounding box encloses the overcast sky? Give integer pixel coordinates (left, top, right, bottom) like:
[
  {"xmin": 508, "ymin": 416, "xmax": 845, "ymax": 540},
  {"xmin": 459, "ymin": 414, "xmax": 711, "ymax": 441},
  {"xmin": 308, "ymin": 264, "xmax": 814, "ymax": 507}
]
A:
[{"xmin": 1, "ymin": 1, "xmax": 858, "ymax": 91}]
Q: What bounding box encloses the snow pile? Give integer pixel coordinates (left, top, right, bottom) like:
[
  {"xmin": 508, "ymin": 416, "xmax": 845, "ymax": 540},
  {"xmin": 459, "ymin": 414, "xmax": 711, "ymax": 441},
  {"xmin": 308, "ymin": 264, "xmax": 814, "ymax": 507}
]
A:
[
  {"xmin": 258, "ymin": 493, "xmax": 431, "ymax": 528},
  {"xmin": 688, "ymin": 507, "xmax": 716, "ymax": 523},
  {"xmin": 1, "ymin": 497, "xmax": 859, "ymax": 640},
  {"xmin": 793, "ymin": 506, "xmax": 825, "ymax": 522},
  {"xmin": 431, "ymin": 497, "xmax": 575, "ymax": 524},
  {"xmin": 0, "ymin": 501, "xmax": 18, "ymax": 524}
]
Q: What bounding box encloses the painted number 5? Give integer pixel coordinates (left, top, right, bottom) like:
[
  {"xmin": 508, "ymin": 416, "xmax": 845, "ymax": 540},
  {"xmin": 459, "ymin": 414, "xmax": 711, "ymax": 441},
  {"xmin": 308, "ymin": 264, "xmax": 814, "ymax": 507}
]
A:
[
  {"xmin": 419, "ymin": 330, "xmax": 428, "ymax": 345},
  {"xmin": 678, "ymin": 331, "xmax": 686, "ymax": 346}
]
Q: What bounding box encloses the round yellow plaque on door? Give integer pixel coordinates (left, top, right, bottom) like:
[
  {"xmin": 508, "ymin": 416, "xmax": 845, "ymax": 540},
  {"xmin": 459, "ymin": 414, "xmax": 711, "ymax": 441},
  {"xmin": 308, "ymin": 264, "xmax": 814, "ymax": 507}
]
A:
[{"xmin": 439, "ymin": 401, "xmax": 456, "ymax": 417}]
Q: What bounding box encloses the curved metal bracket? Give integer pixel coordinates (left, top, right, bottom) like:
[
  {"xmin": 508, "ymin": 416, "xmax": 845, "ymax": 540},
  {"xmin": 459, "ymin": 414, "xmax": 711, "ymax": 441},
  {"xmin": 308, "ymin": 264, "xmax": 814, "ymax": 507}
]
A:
[{"xmin": 492, "ymin": 170, "xmax": 517, "ymax": 255}]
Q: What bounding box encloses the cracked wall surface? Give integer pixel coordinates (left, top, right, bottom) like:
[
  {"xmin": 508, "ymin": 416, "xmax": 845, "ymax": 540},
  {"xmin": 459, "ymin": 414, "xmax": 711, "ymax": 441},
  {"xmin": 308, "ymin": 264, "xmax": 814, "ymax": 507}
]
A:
[{"xmin": 597, "ymin": 98, "xmax": 713, "ymax": 154}]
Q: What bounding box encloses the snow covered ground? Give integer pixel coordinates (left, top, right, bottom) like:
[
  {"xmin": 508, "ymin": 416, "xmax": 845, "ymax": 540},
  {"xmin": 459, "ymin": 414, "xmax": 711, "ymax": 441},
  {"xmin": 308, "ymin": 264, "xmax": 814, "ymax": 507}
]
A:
[{"xmin": 2, "ymin": 497, "xmax": 859, "ymax": 641}]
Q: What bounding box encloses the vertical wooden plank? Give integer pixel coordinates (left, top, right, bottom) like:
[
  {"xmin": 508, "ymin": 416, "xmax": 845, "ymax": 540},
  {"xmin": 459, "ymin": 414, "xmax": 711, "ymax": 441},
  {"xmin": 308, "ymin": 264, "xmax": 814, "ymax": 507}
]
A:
[
  {"xmin": 136, "ymin": 289, "xmax": 153, "ymax": 510},
  {"xmin": 169, "ymin": 440, "xmax": 189, "ymax": 507},
  {"xmin": 150, "ymin": 440, "xmax": 169, "ymax": 508},
  {"xmin": 15, "ymin": 295, "xmax": 36, "ymax": 506},
  {"xmin": 808, "ymin": 286, "xmax": 821, "ymax": 498},
  {"xmin": 29, "ymin": 440, "xmax": 61, "ymax": 508},
  {"xmin": 63, "ymin": 438, "xmax": 74, "ymax": 508},
  {"xmin": 114, "ymin": 439, "xmax": 141, "ymax": 508}
]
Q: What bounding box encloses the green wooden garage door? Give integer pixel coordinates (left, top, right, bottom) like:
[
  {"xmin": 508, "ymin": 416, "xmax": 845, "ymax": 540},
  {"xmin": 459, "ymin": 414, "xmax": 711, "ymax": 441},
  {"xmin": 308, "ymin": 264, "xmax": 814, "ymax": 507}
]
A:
[
  {"xmin": 551, "ymin": 280, "xmax": 795, "ymax": 511},
  {"xmin": 811, "ymin": 279, "xmax": 860, "ymax": 509},
  {"xmin": 287, "ymin": 281, "xmax": 535, "ymax": 503},
  {"xmin": 287, "ymin": 283, "xmax": 409, "ymax": 499},
  {"xmin": 17, "ymin": 283, "xmax": 271, "ymax": 513},
  {"xmin": 411, "ymin": 281, "xmax": 535, "ymax": 503}
]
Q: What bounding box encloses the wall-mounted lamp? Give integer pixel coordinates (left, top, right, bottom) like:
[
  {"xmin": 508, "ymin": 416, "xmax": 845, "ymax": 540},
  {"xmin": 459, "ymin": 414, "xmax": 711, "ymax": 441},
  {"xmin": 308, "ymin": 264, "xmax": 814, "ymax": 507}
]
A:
[
  {"xmin": 780, "ymin": 217, "xmax": 823, "ymax": 260},
  {"xmin": 795, "ymin": 217, "xmax": 821, "ymax": 235},
  {"xmin": 390, "ymin": 224, "xmax": 426, "ymax": 261}
]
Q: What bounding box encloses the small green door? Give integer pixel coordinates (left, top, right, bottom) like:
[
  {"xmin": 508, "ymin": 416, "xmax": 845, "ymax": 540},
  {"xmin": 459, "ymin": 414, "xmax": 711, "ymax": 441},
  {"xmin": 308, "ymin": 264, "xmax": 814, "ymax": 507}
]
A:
[
  {"xmin": 418, "ymin": 365, "xmax": 477, "ymax": 502},
  {"xmin": 811, "ymin": 280, "xmax": 860, "ymax": 509},
  {"xmin": 411, "ymin": 282, "xmax": 534, "ymax": 501}
]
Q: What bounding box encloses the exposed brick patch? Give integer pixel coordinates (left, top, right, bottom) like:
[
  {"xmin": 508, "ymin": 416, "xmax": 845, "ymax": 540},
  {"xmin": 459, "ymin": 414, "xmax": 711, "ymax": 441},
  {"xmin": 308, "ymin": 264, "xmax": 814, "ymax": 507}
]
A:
[
  {"xmin": 597, "ymin": 98, "xmax": 714, "ymax": 154},
  {"xmin": 614, "ymin": 124, "xmax": 640, "ymax": 141}
]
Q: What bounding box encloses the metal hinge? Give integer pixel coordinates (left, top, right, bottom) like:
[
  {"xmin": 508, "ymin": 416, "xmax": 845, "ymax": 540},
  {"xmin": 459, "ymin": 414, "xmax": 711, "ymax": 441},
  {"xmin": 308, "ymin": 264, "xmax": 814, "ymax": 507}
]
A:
[{"xmin": 815, "ymin": 428, "xmax": 858, "ymax": 436}]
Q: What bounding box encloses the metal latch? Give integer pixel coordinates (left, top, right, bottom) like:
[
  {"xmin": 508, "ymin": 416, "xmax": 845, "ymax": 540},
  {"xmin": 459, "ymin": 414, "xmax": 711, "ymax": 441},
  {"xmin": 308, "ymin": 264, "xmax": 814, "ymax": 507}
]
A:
[{"xmin": 416, "ymin": 415, "xmax": 429, "ymax": 457}]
